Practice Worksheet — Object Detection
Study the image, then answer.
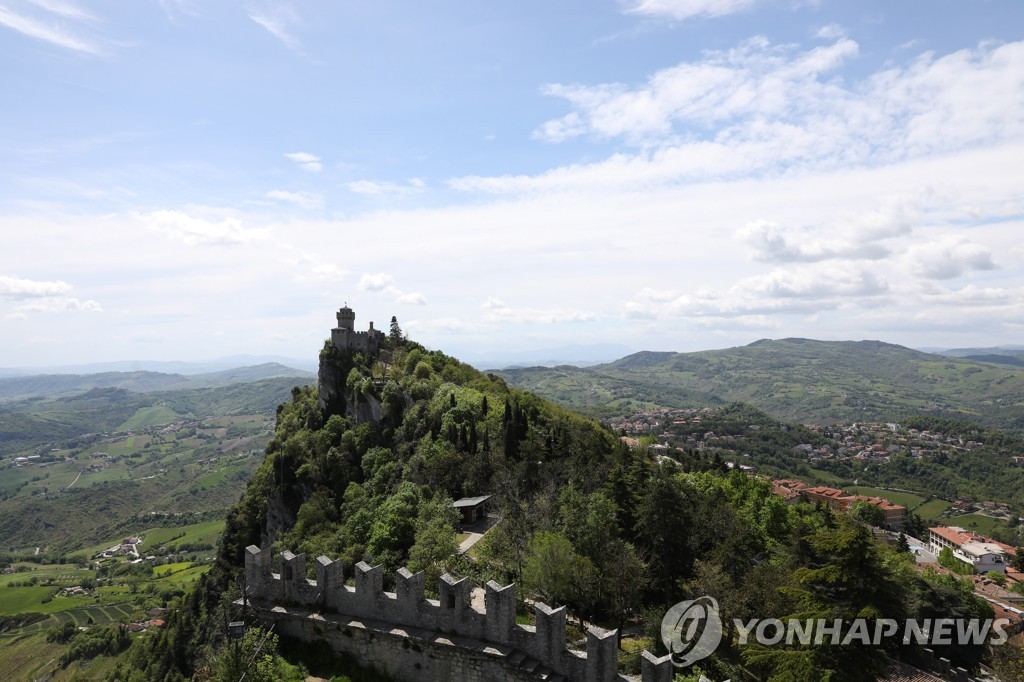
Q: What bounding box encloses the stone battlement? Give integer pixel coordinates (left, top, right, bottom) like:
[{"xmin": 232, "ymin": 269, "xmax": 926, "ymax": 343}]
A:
[{"xmin": 243, "ymin": 545, "xmax": 673, "ymax": 682}]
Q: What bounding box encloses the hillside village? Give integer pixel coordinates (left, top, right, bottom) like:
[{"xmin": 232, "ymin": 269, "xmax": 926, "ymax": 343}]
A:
[{"xmin": 611, "ymin": 407, "xmax": 1022, "ymax": 520}]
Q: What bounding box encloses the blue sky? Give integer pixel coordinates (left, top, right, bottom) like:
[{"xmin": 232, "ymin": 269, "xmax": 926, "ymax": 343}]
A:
[{"xmin": 1, "ymin": 0, "xmax": 1023, "ymax": 366}]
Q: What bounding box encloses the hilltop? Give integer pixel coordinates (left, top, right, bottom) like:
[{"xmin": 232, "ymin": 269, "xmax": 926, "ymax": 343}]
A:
[
  {"xmin": 496, "ymin": 338, "xmax": 1024, "ymax": 431},
  {"xmin": 107, "ymin": 316, "xmax": 1004, "ymax": 682},
  {"xmin": 0, "ymin": 363, "xmax": 313, "ymax": 402}
]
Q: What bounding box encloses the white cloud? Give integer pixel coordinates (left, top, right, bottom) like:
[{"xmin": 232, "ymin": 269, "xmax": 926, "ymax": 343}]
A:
[
  {"xmin": 358, "ymin": 273, "xmax": 426, "ymax": 305},
  {"xmin": 27, "ymin": 0, "xmax": 95, "ymax": 21},
  {"xmin": 815, "ymin": 23, "xmax": 845, "ymax": 40},
  {"xmin": 623, "ymin": 0, "xmax": 758, "ymax": 22},
  {"xmin": 139, "ymin": 209, "xmax": 270, "ymax": 246},
  {"xmin": 626, "ymin": 264, "xmax": 890, "ymax": 319},
  {"xmin": 740, "ymin": 220, "xmax": 890, "ymax": 263},
  {"xmin": 396, "ymin": 292, "xmax": 427, "ymax": 305},
  {"xmin": 460, "ymin": 38, "xmax": 1024, "ymax": 195},
  {"xmin": 158, "ymin": 0, "xmax": 197, "ymax": 19},
  {"xmin": 248, "ymin": 5, "xmax": 304, "ymax": 55},
  {"xmin": 481, "ymin": 297, "xmax": 596, "ymax": 324},
  {"xmin": 284, "ymin": 151, "xmax": 322, "ymax": 172},
  {"xmin": 16, "ymin": 297, "xmax": 102, "ymax": 313},
  {"xmin": 920, "ymin": 284, "xmax": 1022, "ymax": 307},
  {"xmin": 0, "ymin": 5, "xmax": 100, "ymax": 54},
  {"xmin": 907, "ymin": 236, "xmax": 998, "ymax": 280},
  {"xmin": 266, "ymin": 190, "xmax": 323, "ymax": 209},
  {"xmin": 348, "ymin": 179, "xmax": 425, "ymax": 197},
  {"xmin": 738, "ymin": 199, "xmax": 918, "ymax": 263},
  {"xmin": 359, "ymin": 272, "xmax": 397, "ymax": 294},
  {"xmin": 0, "ymin": 275, "xmax": 73, "ymax": 299}
]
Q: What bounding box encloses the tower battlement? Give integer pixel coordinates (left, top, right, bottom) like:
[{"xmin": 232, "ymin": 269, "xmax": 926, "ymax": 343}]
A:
[
  {"xmin": 330, "ymin": 305, "xmax": 385, "ymax": 356},
  {"xmin": 242, "ymin": 545, "xmax": 673, "ymax": 682}
]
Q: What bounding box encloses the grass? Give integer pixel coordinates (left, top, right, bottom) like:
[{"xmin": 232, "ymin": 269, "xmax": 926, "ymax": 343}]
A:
[
  {"xmin": 947, "ymin": 512, "xmax": 1011, "ymax": 537},
  {"xmin": 117, "ymin": 406, "xmax": 181, "ymax": 431},
  {"xmin": 0, "ymin": 628, "xmax": 124, "ymax": 681},
  {"xmin": 0, "ymin": 586, "xmax": 83, "ymax": 616},
  {"xmin": 808, "ymin": 468, "xmax": 849, "ymax": 485},
  {"xmin": 153, "ymin": 564, "xmax": 210, "ymax": 586},
  {"xmin": 140, "ymin": 519, "xmax": 224, "ymax": 552},
  {"xmin": 915, "ymin": 498, "xmax": 952, "ymax": 520},
  {"xmin": 153, "ymin": 562, "xmax": 194, "ymax": 577},
  {"xmin": 846, "ymin": 486, "xmax": 927, "ymax": 509}
]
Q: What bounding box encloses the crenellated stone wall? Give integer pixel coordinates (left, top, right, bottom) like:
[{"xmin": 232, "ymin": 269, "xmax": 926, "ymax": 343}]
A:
[{"xmin": 242, "ymin": 545, "xmax": 674, "ymax": 682}]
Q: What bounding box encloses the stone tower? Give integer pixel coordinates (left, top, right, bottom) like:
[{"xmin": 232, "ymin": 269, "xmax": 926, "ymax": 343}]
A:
[
  {"xmin": 330, "ymin": 304, "xmax": 384, "ymax": 355},
  {"xmin": 337, "ymin": 305, "xmax": 355, "ymax": 331}
]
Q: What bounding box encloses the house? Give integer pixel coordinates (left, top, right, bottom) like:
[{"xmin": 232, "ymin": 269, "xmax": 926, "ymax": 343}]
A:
[
  {"xmin": 929, "ymin": 526, "xmax": 1016, "ymax": 574},
  {"xmin": 854, "ymin": 495, "xmax": 908, "ymax": 530},
  {"xmin": 452, "ymin": 495, "xmax": 491, "ymax": 525},
  {"xmin": 801, "ymin": 486, "xmax": 857, "ymax": 512}
]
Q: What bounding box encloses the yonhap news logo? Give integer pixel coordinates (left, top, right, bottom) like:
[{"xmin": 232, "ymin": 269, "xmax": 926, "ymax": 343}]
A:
[
  {"xmin": 661, "ymin": 594, "xmax": 1011, "ymax": 670},
  {"xmin": 660, "ymin": 595, "xmax": 723, "ymax": 668}
]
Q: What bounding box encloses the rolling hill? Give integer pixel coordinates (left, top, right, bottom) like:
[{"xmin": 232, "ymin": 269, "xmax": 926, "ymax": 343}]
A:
[
  {"xmin": 0, "ymin": 363, "xmax": 313, "ymax": 402},
  {"xmin": 497, "ymin": 338, "xmax": 1024, "ymax": 430}
]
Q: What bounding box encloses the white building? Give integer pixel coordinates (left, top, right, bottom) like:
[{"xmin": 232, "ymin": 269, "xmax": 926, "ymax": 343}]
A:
[
  {"xmin": 929, "ymin": 525, "xmax": 1013, "ymax": 574},
  {"xmin": 956, "ymin": 542, "xmax": 1009, "ymax": 574}
]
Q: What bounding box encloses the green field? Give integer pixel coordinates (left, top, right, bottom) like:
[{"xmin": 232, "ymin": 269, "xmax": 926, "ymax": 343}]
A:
[
  {"xmin": 117, "ymin": 406, "xmax": 181, "ymax": 430},
  {"xmin": 914, "ymin": 498, "xmax": 952, "ymax": 520},
  {"xmin": 846, "ymin": 487, "xmax": 927, "ymax": 509},
  {"xmin": 140, "ymin": 519, "xmax": 224, "ymax": 552},
  {"xmin": 154, "ymin": 564, "xmax": 211, "ymax": 586},
  {"xmin": 0, "ymin": 586, "xmax": 83, "ymax": 616},
  {"xmin": 946, "ymin": 513, "xmax": 1011, "ymax": 537}
]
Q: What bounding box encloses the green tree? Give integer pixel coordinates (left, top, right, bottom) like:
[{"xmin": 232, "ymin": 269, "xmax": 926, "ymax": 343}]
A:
[
  {"xmin": 408, "ymin": 494, "xmax": 460, "ymax": 590},
  {"xmin": 389, "ymin": 315, "xmax": 403, "ymax": 343},
  {"xmin": 522, "ymin": 531, "xmax": 578, "ymax": 607},
  {"xmin": 850, "ymin": 500, "xmax": 885, "ymax": 527},
  {"xmin": 212, "ymin": 626, "xmax": 304, "ymax": 682},
  {"xmin": 937, "ymin": 546, "xmax": 975, "ymax": 575}
]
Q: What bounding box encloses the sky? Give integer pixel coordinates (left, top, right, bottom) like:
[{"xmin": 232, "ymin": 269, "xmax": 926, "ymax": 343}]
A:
[{"xmin": 1, "ymin": 0, "xmax": 1023, "ymax": 367}]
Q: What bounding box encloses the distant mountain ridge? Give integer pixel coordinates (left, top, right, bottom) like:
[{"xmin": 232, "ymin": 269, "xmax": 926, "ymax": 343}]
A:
[
  {"xmin": 497, "ymin": 338, "xmax": 1024, "ymax": 431},
  {"xmin": 0, "ymin": 363, "xmax": 314, "ymax": 402},
  {"xmin": 0, "ymin": 354, "xmax": 318, "ymax": 378}
]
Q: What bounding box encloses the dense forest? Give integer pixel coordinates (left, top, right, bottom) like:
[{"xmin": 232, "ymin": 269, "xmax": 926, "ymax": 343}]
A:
[{"xmin": 106, "ymin": 336, "xmax": 1009, "ymax": 681}]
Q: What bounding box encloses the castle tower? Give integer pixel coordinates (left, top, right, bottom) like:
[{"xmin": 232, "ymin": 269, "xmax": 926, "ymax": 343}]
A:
[{"xmin": 336, "ymin": 305, "xmax": 355, "ymax": 331}]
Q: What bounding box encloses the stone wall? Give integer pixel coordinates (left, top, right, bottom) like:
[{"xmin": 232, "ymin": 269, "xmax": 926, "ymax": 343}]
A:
[{"xmin": 243, "ymin": 545, "xmax": 674, "ymax": 682}]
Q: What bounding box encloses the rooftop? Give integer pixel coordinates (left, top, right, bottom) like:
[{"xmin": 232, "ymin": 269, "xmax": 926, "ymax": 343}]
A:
[{"xmin": 452, "ymin": 495, "xmax": 491, "ymax": 508}]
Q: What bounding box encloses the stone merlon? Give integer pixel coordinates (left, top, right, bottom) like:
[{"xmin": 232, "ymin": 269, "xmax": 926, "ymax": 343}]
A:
[{"xmin": 242, "ymin": 545, "xmax": 673, "ymax": 682}]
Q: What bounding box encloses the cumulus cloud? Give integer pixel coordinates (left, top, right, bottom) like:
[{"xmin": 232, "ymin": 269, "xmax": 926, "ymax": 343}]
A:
[
  {"xmin": 348, "ymin": 179, "xmax": 425, "ymax": 197},
  {"xmin": 481, "ymin": 297, "xmax": 596, "ymax": 324},
  {"xmin": 1, "ymin": 275, "xmax": 100, "ymax": 317},
  {"xmin": 456, "ymin": 38, "xmax": 1024, "ymax": 194},
  {"xmin": 266, "ymin": 190, "xmax": 323, "ymax": 209},
  {"xmin": 626, "ymin": 264, "xmax": 890, "ymax": 319},
  {"xmin": 623, "ymin": 0, "xmax": 758, "ymax": 22},
  {"xmin": 15, "ymin": 297, "xmax": 102, "ymax": 313},
  {"xmin": 920, "ymin": 284, "xmax": 1022, "ymax": 307},
  {"xmin": 359, "ymin": 272, "xmax": 397, "ymax": 294},
  {"xmin": 533, "ymin": 36, "xmax": 860, "ymax": 144},
  {"xmin": 396, "ymin": 292, "xmax": 427, "ymax": 305},
  {"xmin": 740, "ymin": 220, "xmax": 890, "ymax": 263},
  {"xmin": 284, "ymin": 151, "xmax": 322, "ymax": 172},
  {"xmin": 359, "ymin": 273, "xmax": 426, "ymax": 305},
  {"xmin": 738, "ymin": 199, "xmax": 918, "ymax": 264},
  {"xmin": 0, "ymin": 275, "xmax": 73, "ymax": 299},
  {"xmin": 139, "ymin": 210, "xmax": 270, "ymax": 246},
  {"xmin": 907, "ymin": 237, "xmax": 998, "ymax": 280}
]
